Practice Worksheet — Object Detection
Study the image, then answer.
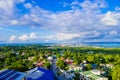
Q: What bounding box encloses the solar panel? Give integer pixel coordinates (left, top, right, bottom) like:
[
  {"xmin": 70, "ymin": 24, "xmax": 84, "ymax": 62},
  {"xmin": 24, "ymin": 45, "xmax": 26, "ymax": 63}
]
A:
[
  {"xmin": 8, "ymin": 73, "xmax": 21, "ymax": 80},
  {"xmin": 0, "ymin": 70, "xmax": 11, "ymax": 77},
  {"xmin": 0, "ymin": 71, "xmax": 16, "ymax": 80}
]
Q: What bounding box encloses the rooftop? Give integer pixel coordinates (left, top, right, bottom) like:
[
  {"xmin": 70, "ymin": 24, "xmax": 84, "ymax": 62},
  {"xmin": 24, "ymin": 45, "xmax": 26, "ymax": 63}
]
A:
[
  {"xmin": 81, "ymin": 70, "xmax": 107, "ymax": 80},
  {"xmin": 0, "ymin": 69, "xmax": 25, "ymax": 80},
  {"xmin": 26, "ymin": 67, "xmax": 55, "ymax": 80}
]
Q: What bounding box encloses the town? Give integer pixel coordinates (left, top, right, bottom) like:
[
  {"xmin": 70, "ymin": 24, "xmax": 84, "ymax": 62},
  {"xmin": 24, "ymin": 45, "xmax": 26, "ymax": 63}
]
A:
[
  {"xmin": 0, "ymin": 0, "xmax": 120, "ymax": 80},
  {"xmin": 0, "ymin": 44, "xmax": 120, "ymax": 80}
]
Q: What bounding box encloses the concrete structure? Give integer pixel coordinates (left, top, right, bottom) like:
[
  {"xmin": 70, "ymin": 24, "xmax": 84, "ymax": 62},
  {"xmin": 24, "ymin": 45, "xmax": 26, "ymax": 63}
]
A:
[
  {"xmin": 28, "ymin": 56, "xmax": 35, "ymax": 61},
  {"xmin": 47, "ymin": 56, "xmax": 53, "ymax": 61},
  {"xmin": 79, "ymin": 69, "xmax": 108, "ymax": 80}
]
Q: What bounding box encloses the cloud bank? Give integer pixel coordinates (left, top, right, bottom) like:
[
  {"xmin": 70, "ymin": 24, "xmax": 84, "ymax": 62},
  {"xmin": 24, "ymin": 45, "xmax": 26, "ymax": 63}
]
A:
[{"xmin": 0, "ymin": 0, "xmax": 120, "ymax": 43}]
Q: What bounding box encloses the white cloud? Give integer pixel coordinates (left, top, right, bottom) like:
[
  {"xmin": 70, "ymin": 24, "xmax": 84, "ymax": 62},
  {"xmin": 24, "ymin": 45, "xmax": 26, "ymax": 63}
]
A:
[
  {"xmin": 18, "ymin": 32, "xmax": 38, "ymax": 41},
  {"xmin": 44, "ymin": 33, "xmax": 81, "ymax": 41},
  {"xmin": 109, "ymin": 31, "xmax": 117, "ymax": 35},
  {"xmin": 11, "ymin": 20, "xmax": 18, "ymax": 25},
  {"xmin": 62, "ymin": 2, "xmax": 69, "ymax": 7},
  {"xmin": 30, "ymin": 32, "xmax": 37, "ymax": 39},
  {"xmin": 8, "ymin": 0, "xmax": 106, "ymax": 32},
  {"xmin": 56, "ymin": 33, "xmax": 81, "ymax": 41},
  {"xmin": 70, "ymin": 1, "xmax": 79, "ymax": 6},
  {"xmin": 101, "ymin": 12, "xmax": 120, "ymax": 26},
  {"xmin": 115, "ymin": 7, "xmax": 120, "ymax": 11},
  {"xmin": 0, "ymin": 0, "xmax": 107, "ymax": 29},
  {"xmin": 43, "ymin": 31, "xmax": 102, "ymax": 42},
  {"xmin": 0, "ymin": 0, "xmax": 14, "ymax": 14},
  {"xmin": 17, "ymin": 0, "xmax": 25, "ymax": 3},
  {"xmin": 84, "ymin": 38, "xmax": 120, "ymax": 42},
  {"xmin": 70, "ymin": 0, "xmax": 106, "ymax": 11},
  {"xmin": 1, "ymin": 0, "xmax": 120, "ymax": 43},
  {"xmin": 10, "ymin": 35, "xmax": 16, "ymax": 41},
  {"xmin": 24, "ymin": 3, "xmax": 32, "ymax": 9},
  {"xmin": 18, "ymin": 34, "xmax": 29, "ymax": 41},
  {"xmin": 93, "ymin": 31, "xmax": 100, "ymax": 37}
]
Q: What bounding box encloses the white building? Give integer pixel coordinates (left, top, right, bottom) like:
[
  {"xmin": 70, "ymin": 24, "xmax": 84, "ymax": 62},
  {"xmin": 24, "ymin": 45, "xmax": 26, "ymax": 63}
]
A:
[{"xmin": 79, "ymin": 69, "xmax": 108, "ymax": 80}]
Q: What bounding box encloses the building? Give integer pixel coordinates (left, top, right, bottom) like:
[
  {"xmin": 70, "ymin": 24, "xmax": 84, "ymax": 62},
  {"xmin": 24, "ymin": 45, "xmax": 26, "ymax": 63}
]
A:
[
  {"xmin": 64, "ymin": 59, "xmax": 73, "ymax": 65},
  {"xmin": 73, "ymin": 66, "xmax": 82, "ymax": 71},
  {"xmin": 26, "ymin": 67, "xmax": 55, "ymax": 80},
  {"xmin": 36, "ymin": 62, "xmax": 44, "ymax": 67},
  {"xmin": 69, "ymin": 65, "xmax": 82, "ymax": 72},
  {"xmin": 28, "ymin": 56, "xmax": 35, "ymax": 61},
  {"xmin": 47, "ymin": 56, "xmax": 53, "ymax": 61},
  {"xmin": 79, "ymin": 69, "xmax": 108, "ymax": 80},
  {"xmin": 0, "ymin": 69, "xmax": 25, "ymax": 80},
  {"xmin": 59, "ymin": 69, "xmax": 75, "ymax": 80}
]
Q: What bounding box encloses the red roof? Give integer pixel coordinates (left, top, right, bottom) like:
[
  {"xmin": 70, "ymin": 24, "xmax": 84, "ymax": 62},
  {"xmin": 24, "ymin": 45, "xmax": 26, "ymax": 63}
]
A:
[
  {"xmin": 64, "ymin": 59, "xmax": 73, "ymax": 64},
  {"xmin": 36, "ymin": 63, "xmax": 43, "ymax": 67}
]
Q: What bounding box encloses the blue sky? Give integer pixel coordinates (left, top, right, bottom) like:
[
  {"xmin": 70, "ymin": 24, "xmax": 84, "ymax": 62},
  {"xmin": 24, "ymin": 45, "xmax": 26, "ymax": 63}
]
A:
[{"xmin": 0, "ymin": 0, "xmax": 120, "ymax": 43}]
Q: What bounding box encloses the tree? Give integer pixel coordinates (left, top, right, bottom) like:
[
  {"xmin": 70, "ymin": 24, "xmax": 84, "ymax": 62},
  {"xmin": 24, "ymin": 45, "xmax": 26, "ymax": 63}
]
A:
[
  {"xmin": 56, "ymin": 59, "xmax": 66, "ymax": 70},
  {"xmin": 86, "ymin": 64, "xmax": 92, "ymax": 70},
  {"xmin": 104, "ymin": 55, "xmax": 114, "ymax": 63},
  {"xmin": 5, "ymin": 58, "xmax": 11, "ymax": 66},
  {"xmin": 0, "ymin": 60, "xmax": 2, "ymax": 69},
  {"xmin": 87, "ymin": 55, "xmax": 94, "ymax": 63},
  {"xmin": 112, "ymin": 65, "xmax": 120, "ymax": 80},
  {"xmin": 11, "ymin": 57, "xmax": 16, "ymax": 62},
  {"xmin": 44, "ymin": 62, "xmax": 51, "ymax": 69},
  {"xmin": 56, "ymin": 53, "xmax": 61, "ymax": 58}
]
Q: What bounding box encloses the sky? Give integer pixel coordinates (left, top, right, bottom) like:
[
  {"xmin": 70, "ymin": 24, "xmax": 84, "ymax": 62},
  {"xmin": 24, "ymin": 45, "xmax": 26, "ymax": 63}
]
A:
[{"xmin": 0, "ymin": 0, "xmax": 120, "ymax": 43}]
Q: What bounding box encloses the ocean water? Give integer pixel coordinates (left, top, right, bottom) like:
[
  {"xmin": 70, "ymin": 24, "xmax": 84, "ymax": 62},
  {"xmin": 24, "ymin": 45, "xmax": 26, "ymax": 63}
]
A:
[
  {"xmin": 0, "ymin": 43, "xmax": 120, "ymax": 48},
  {"xmin": 85, "ymin": 42, "xmax": 120, "ymax": 48}
]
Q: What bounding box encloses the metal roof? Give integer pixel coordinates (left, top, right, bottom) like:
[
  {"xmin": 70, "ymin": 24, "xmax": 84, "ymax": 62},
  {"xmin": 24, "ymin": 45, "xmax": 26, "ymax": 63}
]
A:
[
  {"xmin": 0, "ymin": 69, "xmax": 25, "ymax": 80},
  {"xmin": 26, "ymin": 67, "xmax": 55, "ymax": 80},
  {"xmin": 81, "ymin": 70, "xmax": 106, "ymax": 79}
]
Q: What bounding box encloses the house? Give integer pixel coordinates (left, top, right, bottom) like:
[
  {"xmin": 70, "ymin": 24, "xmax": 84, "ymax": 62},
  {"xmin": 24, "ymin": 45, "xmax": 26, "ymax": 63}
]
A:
[
  {"xmin": 28, "ymin": 56, "xmax": 35, "ymax": 61},
  {"xmin": 59, "ymin": 69, "xmax": 75, "ymax": 80},
  {"xmin": 73, "ymin": 66, "xmax": 82, "ymax": 71},
  {"xmin": 83, "ymin": 60, "xmax": 87, "ymax": 64},
  {"xmin": 21, "ymin": 52, "xmax": 25, "ymax": 55},
  {"xmin": 106, "ymin": 64, "xmax": 114, "ymax": 69},
  {"xmin": 79, "ymin": 69, "xmax": 108, "ymax": 80},
  {"xmin": 60, "ymin": 57, "xmax": 64, "ymax": 60},
  {"xmin": 26, "ymin": 67, "xmax": 55, "ymax": 80},
  {"xmin": 64, "ymin": 59, "xmax": 73, "ymax": 65},
  {"xmin": 36, "ymin": 62, "xmax": 44, "ymax": 67},
  {"xmin": 69, "ymin": 65, "xmax": 82, "ymax": 72},
  {"xmin": 47, "ymin": 56, "xmax": 53, "ymax": 61},
  {"xmin": 0, "ymin": 69, "xmax": 25, "ymax": 80},
  {"xmin": 92, "ymin": 64, "xmax": 98, "ymax": 69}
]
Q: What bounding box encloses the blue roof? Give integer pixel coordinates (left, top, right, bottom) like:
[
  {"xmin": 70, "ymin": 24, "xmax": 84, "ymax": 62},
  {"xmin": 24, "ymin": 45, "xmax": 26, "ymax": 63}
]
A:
[
  {"xmin": 0, "ymin": 69, "xmax": 25, "ymax": 80},
  {"xmin": 92, "ymin": 64, "xmax": 97, "ymax": 69},
  {"xmin": 26, "ymin": 67, "xmax": 55, "ymax": 80}
]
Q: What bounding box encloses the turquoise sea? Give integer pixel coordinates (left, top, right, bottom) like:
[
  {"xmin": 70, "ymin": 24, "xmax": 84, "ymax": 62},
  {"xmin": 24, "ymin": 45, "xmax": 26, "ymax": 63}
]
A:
[
  {"xmin": 0, "ymin": 42, "xmax": 120, "ymax": 48},
  {"xmin": 85, "ymin": 42, "xmax": 120, "ymax": 48}
]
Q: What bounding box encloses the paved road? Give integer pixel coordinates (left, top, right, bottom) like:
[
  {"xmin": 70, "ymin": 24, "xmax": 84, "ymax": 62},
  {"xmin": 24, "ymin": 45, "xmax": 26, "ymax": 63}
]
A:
[{"xmin": 51, "ymin": 59, "xmax": 65, "ymax": 80}]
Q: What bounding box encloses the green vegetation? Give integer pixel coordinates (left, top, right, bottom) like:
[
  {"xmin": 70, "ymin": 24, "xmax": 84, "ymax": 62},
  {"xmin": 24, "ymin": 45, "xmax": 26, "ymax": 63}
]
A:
[
  {"xmin": 0, "ymin": 45, "xmax": 120, "ymax": 79},
  {"xmin": 56, "ymin": 59, "xmax": 67, "ymax": 70},
  {"xmin": 0, "ymin": 45, "xmax": 50, "ymax": 71},
  {"xmin": 112, "ymin": 65, "xmax": 120, "ymax": 80}
]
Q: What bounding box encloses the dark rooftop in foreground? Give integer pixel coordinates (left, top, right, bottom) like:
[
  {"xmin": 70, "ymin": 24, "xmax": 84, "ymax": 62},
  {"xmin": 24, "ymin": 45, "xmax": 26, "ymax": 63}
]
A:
[{"xmin": 0, "ymin": 69, "xmax": 25, "ymax": 80}]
